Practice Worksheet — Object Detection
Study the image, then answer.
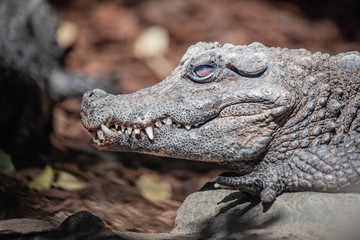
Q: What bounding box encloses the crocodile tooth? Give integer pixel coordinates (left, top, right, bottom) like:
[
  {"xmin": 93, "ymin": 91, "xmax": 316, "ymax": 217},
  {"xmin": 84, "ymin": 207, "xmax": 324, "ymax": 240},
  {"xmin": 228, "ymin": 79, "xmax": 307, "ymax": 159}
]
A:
[
  {"xmin": 145, "ymin": 126, "xmax": 154, "ymax": 140},
  {"xmin": 185, "ymin": 125, "xmax": 191, "ymax": 130},
  {"xmin": 134, "ymin": 129, "xmax": 141, "ymax": 135},
  {"xmin": 121, "ymin": 126, "xmax": 126, "ymax": 133},
  {"xmin": 155, "ymin": 121, "xmax": 162, "ymax": 128},
  {"xmin": 194, "ymin": 123, "xmax": 200, "ymax": 127},
  {"xmin": 115, "ymin": 124, "xmax": 118, "ymax": 129},
  {"xmin": 165, "ymin": 117, "xmax": 172, "ymax": 125},
  {"xmin": 118, "ymin": 130, "xmax": 123, "ymax": 134},
  {"xmin": 101, "ymin": 124, "xmax": 113, "ymax": 136},
  {"xmin": 176, "ymin": 123, "xmax": 181, "ymax": 127},
  {"xmin": 97, "ymin": 130, "xmax": 105, "ymax": 140},
  {"xmin": 126, "ymin": 127, "xmax": 133, "ymax": 135}
]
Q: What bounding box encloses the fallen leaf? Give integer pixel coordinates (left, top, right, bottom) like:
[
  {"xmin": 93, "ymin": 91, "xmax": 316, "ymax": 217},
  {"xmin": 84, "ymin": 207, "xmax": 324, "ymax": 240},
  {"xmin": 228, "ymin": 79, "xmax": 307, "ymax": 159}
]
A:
[
  {"xmin": 56, "ymin": 20, "xmax": 78, "ymax": 49},
  {"xmin": 133, "ymin": 26, "xmax": 173, "ymax": 79},
  {"xmin": 135, "ymin": 174, "xmax": 172, "ymax": 202},
  {"xmin": 28, "ymin": 165, "xmax": 54, "ymax": 190},
  {"xmin": 52, "ymin": 171, "xmax": 88, "ymax": 191},
  {"xmin": 0, "ymin": 151, "xmax": 15, "ymax": 173},
  {"xmin": 134, "ymin": 26, "xmax": 169, "ymax": 58}
]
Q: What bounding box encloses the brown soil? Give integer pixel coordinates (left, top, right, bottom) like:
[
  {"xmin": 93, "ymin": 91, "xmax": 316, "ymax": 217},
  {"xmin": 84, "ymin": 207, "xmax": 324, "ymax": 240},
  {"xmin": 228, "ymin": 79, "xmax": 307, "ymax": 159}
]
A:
[{"xmin": 2, "ymin": 0, "xmax": 360, "ymax": 234}]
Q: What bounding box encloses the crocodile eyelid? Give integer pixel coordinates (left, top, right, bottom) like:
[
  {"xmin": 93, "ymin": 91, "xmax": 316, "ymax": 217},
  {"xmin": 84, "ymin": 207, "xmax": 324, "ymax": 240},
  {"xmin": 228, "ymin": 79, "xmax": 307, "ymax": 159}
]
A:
[{"xmin": 226, "ymin": 63, "xmax": 267, "ymax": 77}]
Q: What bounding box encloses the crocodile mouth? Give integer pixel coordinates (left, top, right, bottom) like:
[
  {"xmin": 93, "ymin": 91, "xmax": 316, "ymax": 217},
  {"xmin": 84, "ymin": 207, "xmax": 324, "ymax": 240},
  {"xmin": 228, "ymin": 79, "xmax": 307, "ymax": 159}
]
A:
[
  {"xmin": 88, "ymin": 102, "xmax": 285, "ymax": 148},
  {"xmin": 89, "ymin": 116, "xmax": 201, "ymax": 147}
]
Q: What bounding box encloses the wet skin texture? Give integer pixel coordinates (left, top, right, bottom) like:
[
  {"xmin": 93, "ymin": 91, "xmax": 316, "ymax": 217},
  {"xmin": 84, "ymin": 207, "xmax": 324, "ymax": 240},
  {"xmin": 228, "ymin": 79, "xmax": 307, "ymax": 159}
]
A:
[{"xmin": 81, "ymin": 42, "xmax": 360, "ymax": 202}]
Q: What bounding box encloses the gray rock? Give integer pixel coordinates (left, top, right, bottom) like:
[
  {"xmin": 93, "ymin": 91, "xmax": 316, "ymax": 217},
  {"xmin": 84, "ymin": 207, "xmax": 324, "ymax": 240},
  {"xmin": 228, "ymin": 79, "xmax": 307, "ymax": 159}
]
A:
[
  {"xmin": 113, "ymin": 231, "xmax": 198, "ymax": 240},
  {"xmin": 172, "ymin": 189, "xmax": 360, "ymax": 239},
  {"xmin": 0, "ymin": 218, "xmax": 55, "ymax": 235}
]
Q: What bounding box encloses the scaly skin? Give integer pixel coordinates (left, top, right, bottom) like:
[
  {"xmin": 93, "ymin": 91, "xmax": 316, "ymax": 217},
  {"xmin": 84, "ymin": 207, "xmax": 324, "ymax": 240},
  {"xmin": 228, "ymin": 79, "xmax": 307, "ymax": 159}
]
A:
[{"xmin": 81, "ymin": 42, "xmax": 360, "ymax": 202}]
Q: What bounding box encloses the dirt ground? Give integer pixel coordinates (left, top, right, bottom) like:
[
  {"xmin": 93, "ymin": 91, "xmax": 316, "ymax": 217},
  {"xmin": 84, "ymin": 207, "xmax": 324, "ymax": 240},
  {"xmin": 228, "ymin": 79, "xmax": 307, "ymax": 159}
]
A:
[{"xmin": 1, "ymin": 0, "xmax": 360, "ymax": 234}]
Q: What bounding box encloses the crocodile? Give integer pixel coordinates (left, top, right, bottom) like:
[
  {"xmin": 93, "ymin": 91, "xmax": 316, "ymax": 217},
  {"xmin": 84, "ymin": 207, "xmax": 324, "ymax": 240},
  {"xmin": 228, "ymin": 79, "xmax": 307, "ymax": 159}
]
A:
[{"xmin": 81, "ymin": 42, "xmax": 360, "ymax": 202}]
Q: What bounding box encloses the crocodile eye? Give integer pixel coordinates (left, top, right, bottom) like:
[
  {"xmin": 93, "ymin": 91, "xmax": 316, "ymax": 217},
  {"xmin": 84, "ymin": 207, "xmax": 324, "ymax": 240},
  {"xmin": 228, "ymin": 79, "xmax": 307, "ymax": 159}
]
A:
[
  {"xmin": 187, "ymin": 64, "xmax": 216, "ymax": 83},
  {"xmin": 194, "ymin": 65, "xmax": 214, "ymax": 78}
]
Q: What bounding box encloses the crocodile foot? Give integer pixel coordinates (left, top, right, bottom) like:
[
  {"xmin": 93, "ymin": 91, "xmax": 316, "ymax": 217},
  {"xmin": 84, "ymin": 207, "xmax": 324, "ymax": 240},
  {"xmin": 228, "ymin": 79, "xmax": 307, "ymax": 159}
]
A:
[{"xmin": 214, "ymin": 162, "xmax": 285, "ymax": 202}]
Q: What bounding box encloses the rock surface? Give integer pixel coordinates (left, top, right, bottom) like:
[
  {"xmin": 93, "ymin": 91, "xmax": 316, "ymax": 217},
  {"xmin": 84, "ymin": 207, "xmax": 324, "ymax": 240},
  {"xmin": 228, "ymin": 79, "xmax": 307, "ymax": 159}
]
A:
[
  {"xmin": 2, "ymin": 191, "xmax": 360, "ymax": 239},
  {"xmin": 41, "ymin": 211, "xmax": 115, "ymax": 239},
  {"xmin": 172, "ymin": 188, "xmax": 360, "ymax": 239},
  {"xmin": 0, "ymin": 218, "xmax": 55, "ymax": 235}
]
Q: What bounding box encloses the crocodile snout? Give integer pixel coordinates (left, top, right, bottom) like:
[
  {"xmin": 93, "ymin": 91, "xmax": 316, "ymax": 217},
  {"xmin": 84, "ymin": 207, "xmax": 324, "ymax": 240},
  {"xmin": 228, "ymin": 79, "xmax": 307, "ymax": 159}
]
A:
[
  {"xmin": 84, "ymin": 88, "xmax": 108, "ymax": 102},
  {"xmin": 81, "ymin": 88, "xmax": 112, "ymax": 130}
]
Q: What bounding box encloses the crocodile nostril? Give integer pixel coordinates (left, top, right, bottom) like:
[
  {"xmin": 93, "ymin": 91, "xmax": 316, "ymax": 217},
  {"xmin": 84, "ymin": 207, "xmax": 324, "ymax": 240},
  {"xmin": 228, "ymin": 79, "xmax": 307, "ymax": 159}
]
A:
[{"xmin": 86, "ymin": 88, "xmax": 107, "ymax": 100}]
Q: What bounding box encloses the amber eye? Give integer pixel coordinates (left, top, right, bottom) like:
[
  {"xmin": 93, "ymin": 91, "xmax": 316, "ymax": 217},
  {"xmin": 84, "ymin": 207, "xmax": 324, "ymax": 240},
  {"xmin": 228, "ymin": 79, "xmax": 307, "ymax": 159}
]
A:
[{"xmin": 194, "ymin": 65, "xmax": 214, "ymax": 78}]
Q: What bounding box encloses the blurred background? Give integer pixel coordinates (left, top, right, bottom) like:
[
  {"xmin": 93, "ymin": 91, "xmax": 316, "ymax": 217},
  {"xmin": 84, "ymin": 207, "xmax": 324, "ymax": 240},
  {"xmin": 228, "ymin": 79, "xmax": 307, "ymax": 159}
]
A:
[
  {"xmin": 1, "ymin": 0, "xmax": 360, "ymax": 234},
  {"xmin": 52, "ymin": 0, "xmax": 360, "ymax": 93}
]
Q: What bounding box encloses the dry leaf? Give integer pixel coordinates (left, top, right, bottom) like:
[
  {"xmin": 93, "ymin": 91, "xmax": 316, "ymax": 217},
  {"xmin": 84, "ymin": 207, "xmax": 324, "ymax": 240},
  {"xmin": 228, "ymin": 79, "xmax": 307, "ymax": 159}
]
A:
[
  {"xmin": 56, "ymin": 21, "xmax": 78, "ymax": 49},
  {"xmin": 134, "ymin": 26, "xmax": 169, "ymax": 58},
  {"xmin": 52, "ymin": 171, "xmax": 88, "ymax": 191},
  {"xmin": 135, "ymin": 174, "xmax": 172, "ymax": 202},
  {"xmin": 0, "ymin": 151, "xmax": 14, "ymax": 173},
  {"xmin": 28, "ymin": 165, "xmax": 54, "ymax": 190},
  {"xmin": 133, "ymin": 26, "xmax": 173, "ymax": 78}
]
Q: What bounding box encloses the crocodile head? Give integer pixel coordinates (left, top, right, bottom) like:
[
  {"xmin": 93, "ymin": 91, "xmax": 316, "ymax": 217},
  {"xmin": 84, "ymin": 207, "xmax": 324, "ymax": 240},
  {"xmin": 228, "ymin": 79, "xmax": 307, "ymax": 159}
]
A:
[{"xmin": 81, "ymin": 42, "xmax": 298, "ymax": 163}]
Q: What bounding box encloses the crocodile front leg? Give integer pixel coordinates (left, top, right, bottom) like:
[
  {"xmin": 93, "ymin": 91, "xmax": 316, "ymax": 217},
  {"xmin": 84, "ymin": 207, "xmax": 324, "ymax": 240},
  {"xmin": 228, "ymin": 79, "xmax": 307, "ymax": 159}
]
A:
[
  {"xmin": 216, "ymin": 131, "xmax": 360, "ymax": 202},
  {"xmin": 215, "ymin": 162, "xmax": 288, "ymax": 202}
]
